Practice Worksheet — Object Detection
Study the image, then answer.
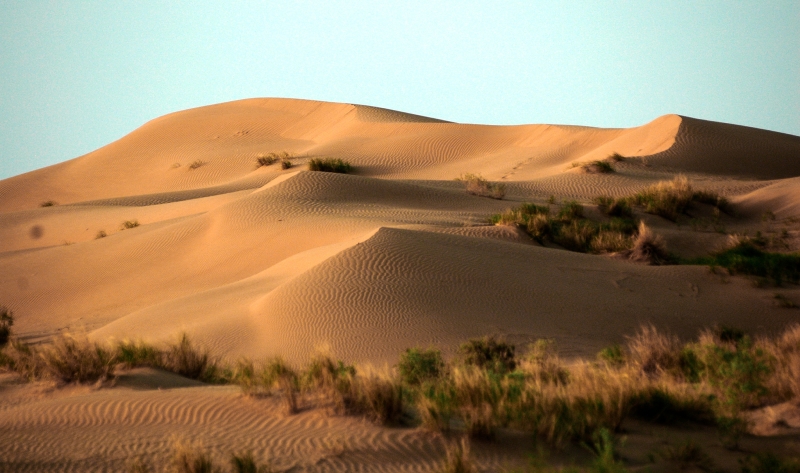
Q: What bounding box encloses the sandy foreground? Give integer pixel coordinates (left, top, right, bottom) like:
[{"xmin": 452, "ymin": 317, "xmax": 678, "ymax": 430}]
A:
[{"xmin": 1, "ymin": 98, "xmax": 799, "ymax": 471}]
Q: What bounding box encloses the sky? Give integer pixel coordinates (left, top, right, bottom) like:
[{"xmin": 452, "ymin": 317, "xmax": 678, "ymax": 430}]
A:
[{"xmin": 1, "ymin": 1, "xmax": 798, "ymax": 179}]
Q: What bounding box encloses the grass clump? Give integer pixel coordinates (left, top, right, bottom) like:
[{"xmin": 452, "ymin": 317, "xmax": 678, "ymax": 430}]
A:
[
  {"xmin": 40, "ymin": 200, "xmax": 57, "ymax": 207},
  {"xmin": 39, "ymin": 334, "xmax": 116, "ymax": 384},
  {"xmin": 629, "ymin": 222, "xmax": 670, "ymax": 265},
  {"xmin": 188, "ymin": 160, "xmax": 207, "ymax": 170},
  {"xmin": 492, "ymin": 200, "xmax": 642, "ymax": 255},
  {"xmin": 582, "ymin": 160, "xmax": 615, "ymax": 174},
  {"xmin": 436, "ymin": 437, "xmax": 477, "ymax": 473},
  {"xmin": 695, "ymin": 240, "xmax": 800, "ymax": 286},
  {"xmin": 631, "ymin": 175, "xmax": 729, "ymax": 222},
  {"xmin": 308, "ymin": 158, "xmax": 352, "ymax": 173},
  {"xmin": 120, "ymin": 220, "xmax": 140, "ymax": 230},
  {"xmin": 95, "ymin": 230, "xmax": 107, "ymax": 239},
  {"xmin": 592, "ymin": 196, "xmax": 633, "ymax": 219},
  {"xmin": 398, "ymin": 347, "xmax": 445, "ymax": 385},
  {"xmin": 459, "ymin": 336, "xmax": 516, "ymax": 374},
  {"xmin": 457, "ymin": 173, "xmax": 506, "ymax": 199}
]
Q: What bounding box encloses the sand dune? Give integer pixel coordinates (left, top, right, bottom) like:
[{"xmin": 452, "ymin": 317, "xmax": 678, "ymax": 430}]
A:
[{"xmin": 1, "ymin": 98, "xmax": 799, "ymax": 471}]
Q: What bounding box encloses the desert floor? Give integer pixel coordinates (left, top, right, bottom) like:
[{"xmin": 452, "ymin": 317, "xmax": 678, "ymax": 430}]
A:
[{"xmin": 1, "ymin": 98, "xmax": 799, "ymax": 471}]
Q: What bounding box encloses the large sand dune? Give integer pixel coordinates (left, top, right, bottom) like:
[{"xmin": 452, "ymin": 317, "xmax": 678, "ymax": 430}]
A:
[{"xmin": 1, "ymin": 98, "xmax": 799, "ymax": 471}]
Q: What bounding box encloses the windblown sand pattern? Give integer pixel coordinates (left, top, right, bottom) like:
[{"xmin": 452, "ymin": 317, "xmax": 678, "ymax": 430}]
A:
[{"xmin": 1, "ymin": 98, "xmax": 799, "ymax": 471}]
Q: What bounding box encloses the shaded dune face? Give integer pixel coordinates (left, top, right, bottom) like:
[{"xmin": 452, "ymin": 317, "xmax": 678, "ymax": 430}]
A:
[{"xmin": 0, "ymin": 98, "xmax": 799, "ymax": 364}]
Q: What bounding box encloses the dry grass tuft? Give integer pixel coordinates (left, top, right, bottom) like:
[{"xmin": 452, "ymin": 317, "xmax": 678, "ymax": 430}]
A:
[
  {"xmin": 39, "ymin": 334, "xmax": 116, "ymax": 384},
  {"xmin": 308, "ymin": 158, "xmax": 352, "ymax": 173},
  {"xmin": 457, "ymin": 173, "xmax": 506, "ymax": 199},
  {"xmin": 632, "ymin": 175, "xmax": 729, "ymax": 221},
  {"xmin": 629, "ymin": 222, "xmax": 669, "ymax": 264},
  {"xmin": 188, "ymin": 160, "xmax": 207, "ymax": 170},
  {"xmin": 436, "ymin": 437, "xmax": 477, "ymax": 473},
  {"xmin": 120, "ymin": 220, "xmax": 140, "ymax": 230},
  {"xmin": 170, "ymin": 439, "xmax": 218, "ymax": 473},
  {"xmin": 581, "ymin": 160, "xmax": 615, "ymax": 173}
]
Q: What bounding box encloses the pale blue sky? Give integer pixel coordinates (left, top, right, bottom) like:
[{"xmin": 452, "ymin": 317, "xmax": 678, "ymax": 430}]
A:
[{"xmin": 1, "ymin": 1, "xmax": 798, "ymax": 179}]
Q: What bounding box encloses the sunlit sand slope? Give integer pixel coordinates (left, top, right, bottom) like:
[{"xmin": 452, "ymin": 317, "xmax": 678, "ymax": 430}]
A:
[{"xmin": 2, "ymin": 99, "xmax": 797, "ymax": 213}]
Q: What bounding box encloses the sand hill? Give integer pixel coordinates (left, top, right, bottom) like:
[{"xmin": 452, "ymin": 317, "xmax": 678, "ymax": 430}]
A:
[{"xmin": 1, "ymin": 98, "xmax": 799, "ymax": 471}]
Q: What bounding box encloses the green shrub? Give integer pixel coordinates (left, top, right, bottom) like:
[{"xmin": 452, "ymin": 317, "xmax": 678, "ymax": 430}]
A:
[
  {"xmin": 592, "ymin": 196, "xmax": 633, "ymax": 218},
  {"xmin": 0, "ymin": 306, "xmax": 13, "ymax": 347},
  {"xmin": 308, "ymin": 158, "xmax": 352, "ymax": 173},
  {"xmin": 459, "ymin": 336, "xmax": 516, "ymax": 373},
  {"xmin": 695, "ymin": 241, "xmax": 800, "ymax": 285},
  {"xmin": 398, "ymin": 348, "xmax": 445, "ymax": 385},
  {"xmin": 598, "ymin": 344, "xmax": 625, "ymax": 365}
]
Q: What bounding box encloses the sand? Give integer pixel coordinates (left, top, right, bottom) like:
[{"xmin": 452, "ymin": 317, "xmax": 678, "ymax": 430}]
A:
[{"xmin": 1, "ymin": 98, "xmax": 799, "ymax": 471}]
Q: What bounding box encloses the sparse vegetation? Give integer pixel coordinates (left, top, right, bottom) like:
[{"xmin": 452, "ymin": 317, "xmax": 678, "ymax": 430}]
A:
[
  {"xmin": 256, "ymin": 151, "xmax": 294, "ymax": 170},
  {"xmin": 5, "ymin": 322, "xmax": 800, "ymax": 467},
  {"xmin": 658, "ymin": 439, "xmax": 715, "ymax": 471},
  {"xmin": 308, "ymin": 158, "xmax": 352, "ymax": 173},
  {"xmin": 492, "ymin": 200, "xmax": 642, "ymax": 255},
  {"xmin": 694, "ymin": 240, "xmax": 800, "ymax": 285},
  {"xmin": 582, "ymin": 160, "xmax": 615, "ymax": 173},
  {"xmin": 120, "ymin": 220, "xmax": 140, "ymax": 230},
  {"xmin": 397, "ymin": 347, "xmax": 445, "ymax": 385},
  {"xmin": 188, "ymin": 160, "xmax": 207, "ymax": 170},
  {"xmin": 592, "ymin": 196, "xmax": 633, "ymax": 218},
  {"xmin": 608, "ymin": 152, "xmax": 626, "ymax": 162},
  {"xmin": 457, "ymin": 173, "xmax": 506, "ymax": 199},
  {"xmin": 95, "ymin": 230, "xmax": 107, "ymax": 239},
  {"xmin": 280, "ymin": 158, "xmax": 292, "ymax": 169},
  {"xmin": 40, "ymin": 200, "xmax": 57, "ymax": 207},
  {"xmin": 631, "ymin": 176, "xmax": 729, "ymax": 222}
]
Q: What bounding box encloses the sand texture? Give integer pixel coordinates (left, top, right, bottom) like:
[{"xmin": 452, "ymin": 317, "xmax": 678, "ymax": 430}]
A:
[{"xmin": 1, "ymin": 98, "xmax": 799, "ymax": 471}]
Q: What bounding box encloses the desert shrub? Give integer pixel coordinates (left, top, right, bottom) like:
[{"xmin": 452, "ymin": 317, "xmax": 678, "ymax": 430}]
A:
[
  {"xmin": 592, "ymin": 196, "xmax": 633, "ymax": 218},
  {"xmin": 161, "ymin": 334, "xmax": 219, "ymax": 382},
  {"xmin": 170, "ymin": 440, "xmax": 218, "ymax": 473},
  {"xmin": 95, "ymin": 230, "xmax": 107, "ymax": 239},
  {"xmin": 459, "ymin": 336, "xmax": 516, "ymax": 374},
  {"xmin": 261, "ymin": 357, "xmax": 299, "ymax": 414},
  {"xmin": 586, "ymin": 428, "xmax": 627, "ymax": 473},
  {"xmin": 0, "ymin": 339, "xmax": 46, "ymax": 380},
  {"xmin": 39, "ymin": 334, "xmax": 116, "ymax": 384},
  {"xmin": 696, "ymin": 240, "xmax": 800, "ymax": 285},
  {"xmin": 739, "ymin": 453, "xmax": 800, "ymax": 473},
  {"xmin": 582, "ymin": 160, "xmax": 615, "ymax": 173},
  {"xmin": 631, "ymin": 176, "xmax": 729, "ymax": 221},
  {"xmin": 457, "ymin": 173, "xmax": 506, "ymax": 199},
  {"xmin": 629, "ymin": 222, "xmax": 669, "ymax": 264},
  {"xmin": 436, "ymin": 437, "xmax": 477, "ymax": 473},
  {"xmin": 120, "ymin": 220, "xmax": 140, "ymax": 230},
  {"xmin": 557, "ymin": 200, "xmax": 584, "ymax": 221},
  {"xmin": 598, "ymin": 344, "xmax": 625, "ymax": 366},
  {"xmin": 256, "ymin": 154, "xmax": 277, "ymax": 167},
  {"xmin": 40, "ymin": 200, "xmax": 57, "ymax": 207},
  {"xmin": 280, "ymin": 159, "xmax": 292, "ymax": 169},
  {"xmin": 308, "ymin": 158, "xmax": 352, "ymax": 173},
  {"xmin": 116, "ymin": 339, "xmax": 162, "ymax": 368},
  {"xmin": 0, "ymin": 306, "xmax": 13, "ymax": 347},
  {"xmin": 345, "ymin": 374, "xmax": 405, "ymax": 425},
  {"xmin": 625, "ymin": 324, "xmax": 681, "ymax": 376},
  {"xmin": 188, "ymin": 160, "xmax": 207, "ymax": 170},
  {"xmin": 397, "ymin": 347, "xmax": 445, "ymax": 385},
  {"xmin": 608, "ymin": 152, "xmax": 626, "ymax": 162},
  {"xmin": 230, "ymin": 451, "xmax": 272, "ymax": 473},
  {"xmin": 492, "ymin": 201, "xmax": 640, "ymax": 254}
]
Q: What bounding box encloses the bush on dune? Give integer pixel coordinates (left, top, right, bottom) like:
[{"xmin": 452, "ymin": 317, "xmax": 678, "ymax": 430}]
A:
[
  {"xmin": 457, "ymin": 173, "xmax": 506, "ymax": 199},
  {"xmin": 631, "ymin": 175, "xmax": 729, "ymax": 222},
  {"xmin": 308, "ymin": 158, "xmax": 352, "ymax": 173}
]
